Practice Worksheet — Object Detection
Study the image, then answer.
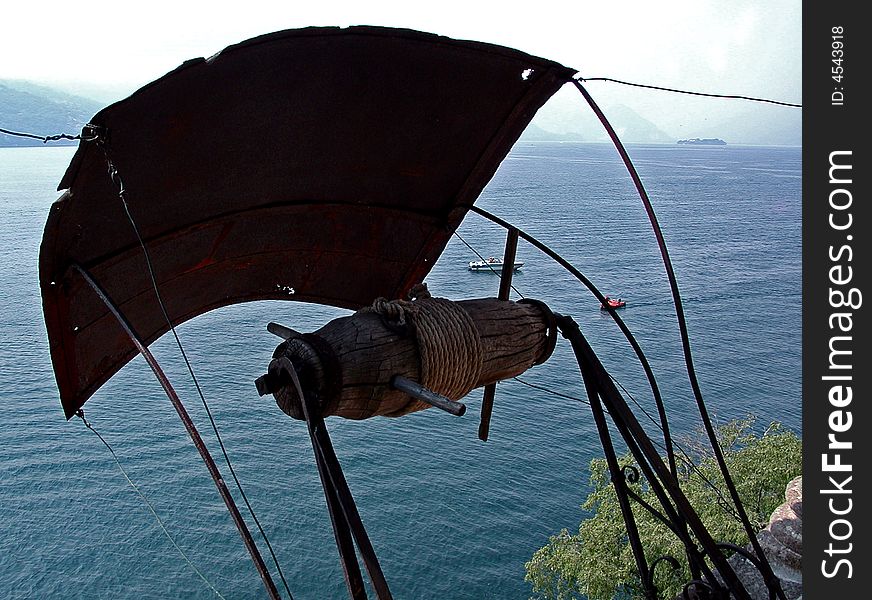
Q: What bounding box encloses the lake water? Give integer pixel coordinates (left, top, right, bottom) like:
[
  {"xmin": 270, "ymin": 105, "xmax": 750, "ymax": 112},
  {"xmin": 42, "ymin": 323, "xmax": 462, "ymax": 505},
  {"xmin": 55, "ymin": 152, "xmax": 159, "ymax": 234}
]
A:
[{"xmin": 0, "ymin": 142, "xmax": 801, "ymax": 599}]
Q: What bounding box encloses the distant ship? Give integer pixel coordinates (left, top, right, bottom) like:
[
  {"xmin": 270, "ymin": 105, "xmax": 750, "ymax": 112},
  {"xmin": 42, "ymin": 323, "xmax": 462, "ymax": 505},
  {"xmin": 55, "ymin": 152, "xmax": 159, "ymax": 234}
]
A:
[
  {"xmin": 468, "ymin": 257, "xmax": 524, "ymax": 271},
  {"xmin": 677, "ymin": 138, "xmax": 727, "ymax": 145}
]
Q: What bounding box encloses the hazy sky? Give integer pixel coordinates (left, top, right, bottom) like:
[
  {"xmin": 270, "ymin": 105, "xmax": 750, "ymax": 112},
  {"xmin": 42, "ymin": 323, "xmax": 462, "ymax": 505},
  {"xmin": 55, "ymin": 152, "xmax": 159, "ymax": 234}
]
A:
[{"xmin": 3, "ymin": 0, "xmax": 801, "ymax": 139}]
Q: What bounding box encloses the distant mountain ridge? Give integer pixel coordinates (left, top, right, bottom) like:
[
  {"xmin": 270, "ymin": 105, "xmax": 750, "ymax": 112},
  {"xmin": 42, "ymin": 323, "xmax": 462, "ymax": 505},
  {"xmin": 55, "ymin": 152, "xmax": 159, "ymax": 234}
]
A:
[
  {"xmin": 2, "ymin": 78, "xmax": 800, "ymax": 148},
  {"xmin": 1, "ymin": 80, "xmax": 102, "ymax": 147},
  {"xmin": 528, "ymin": 93, "xmax": 674, "ymax": 144},
  {"xmin": 519, "ymin": 123, "xmax": 585, "ymax": 142}
]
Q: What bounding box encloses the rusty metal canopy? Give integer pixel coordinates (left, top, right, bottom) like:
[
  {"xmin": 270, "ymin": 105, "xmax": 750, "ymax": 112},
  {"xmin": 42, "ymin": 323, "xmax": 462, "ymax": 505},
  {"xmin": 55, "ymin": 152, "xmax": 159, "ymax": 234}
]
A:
[{"xmin": 39, "ymin": 26, "xmax": 575, "ymax": 418}]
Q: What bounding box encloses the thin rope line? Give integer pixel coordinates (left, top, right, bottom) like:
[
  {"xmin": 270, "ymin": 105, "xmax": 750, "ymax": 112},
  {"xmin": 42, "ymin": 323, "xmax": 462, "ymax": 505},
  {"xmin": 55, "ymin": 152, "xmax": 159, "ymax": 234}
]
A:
[
  {"xmin": 512, "ymin": 376, "xmax": 677, "ymax": 480},
  {"xmin": 607, "ymin": 376, "xmax": 741, "ymax": 521},
  {"xmin": 512, "ymin": 376, "xmax": 588, "ymax": 406},
  {"xmin": 452, "ymin": 230, "xmax": 524, "ymax": 299},
  {"xmin": 76, "ymin": 410, "xmax": 227, "ymax": 599},
  {"xmin": 0, "ymin": 126, "xmax": 96, "ymax": 142},
  {"xmin": 510, "ymin": 376, "xmax": 709, "ymax": 519},
  {"xmin": 98, "ymin": 144, "xmax": 294, "ymax": 599},
  {"xmin": 512, "ymin": 374, "xmax": 739, "ymax": 520},
  {"xmin": 577, "ymin": 77, "xmax": 802, "ymax": 108}
]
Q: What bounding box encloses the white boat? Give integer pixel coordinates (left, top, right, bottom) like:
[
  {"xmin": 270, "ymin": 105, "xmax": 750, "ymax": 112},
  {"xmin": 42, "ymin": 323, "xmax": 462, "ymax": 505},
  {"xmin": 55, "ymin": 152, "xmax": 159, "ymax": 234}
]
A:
[{"xmin": 468, "ymin": 257, "xmax": 524, "ymax": 271}]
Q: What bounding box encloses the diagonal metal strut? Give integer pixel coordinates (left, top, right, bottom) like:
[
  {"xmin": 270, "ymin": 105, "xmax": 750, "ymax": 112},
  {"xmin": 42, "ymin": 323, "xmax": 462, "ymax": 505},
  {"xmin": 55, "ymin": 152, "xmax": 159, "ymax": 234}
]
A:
[
  {"xmin": 281, "ymin": 358, "xmax": 393, "ymax": 600},
  {"xmin": 72, "ymin": 264, "xmax": 282, "ymax": 599}
]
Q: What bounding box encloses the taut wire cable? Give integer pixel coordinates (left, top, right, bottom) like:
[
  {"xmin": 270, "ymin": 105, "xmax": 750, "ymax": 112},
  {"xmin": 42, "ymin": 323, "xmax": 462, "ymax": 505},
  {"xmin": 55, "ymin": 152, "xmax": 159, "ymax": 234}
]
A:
[
  {"xmin": 94, "ymin": 140, "xmax": 294, "ymax": 599},
  {"xmin": 452, "ymin": 230, "xmax": 524, "ymax": 299},
  {"xmin": 76, "ymin": 410, "xmax": 227, "ymax": 599},
  {"xmin": 577, "ymin": 76, "xmax": 802, "ymax": 108},
  {"xmin": 0, "ymin": 126, "xmax": 98, "ymax": 143}
]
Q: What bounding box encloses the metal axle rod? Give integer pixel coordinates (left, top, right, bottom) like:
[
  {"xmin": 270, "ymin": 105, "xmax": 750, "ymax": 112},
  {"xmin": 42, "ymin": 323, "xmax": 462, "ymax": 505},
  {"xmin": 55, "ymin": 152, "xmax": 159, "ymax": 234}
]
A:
[{"xmin": 391, "ymin": 375, "xmax": 466, "ymax": 416}]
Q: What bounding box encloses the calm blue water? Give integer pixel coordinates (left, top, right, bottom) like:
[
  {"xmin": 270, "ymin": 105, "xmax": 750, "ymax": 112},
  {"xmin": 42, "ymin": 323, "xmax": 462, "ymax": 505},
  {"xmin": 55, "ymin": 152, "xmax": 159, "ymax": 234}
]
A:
[{"xmin": 0, "ymin": 142, "xmax": 800, "ymax": 599}]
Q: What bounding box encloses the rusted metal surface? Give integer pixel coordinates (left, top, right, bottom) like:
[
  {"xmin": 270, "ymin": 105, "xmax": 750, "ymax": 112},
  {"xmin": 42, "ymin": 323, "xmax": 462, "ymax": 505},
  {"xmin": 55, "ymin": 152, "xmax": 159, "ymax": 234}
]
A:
[{"xmin": 39, "ymin": 26, "xmax": 575, "ymax": 417}]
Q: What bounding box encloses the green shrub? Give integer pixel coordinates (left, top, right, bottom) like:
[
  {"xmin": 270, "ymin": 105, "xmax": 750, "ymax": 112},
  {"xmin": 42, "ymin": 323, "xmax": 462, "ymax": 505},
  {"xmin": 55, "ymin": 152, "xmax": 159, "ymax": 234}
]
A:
[{"xmin": 525, "ymin": 419, "xmax": 801, "ymax": 600}]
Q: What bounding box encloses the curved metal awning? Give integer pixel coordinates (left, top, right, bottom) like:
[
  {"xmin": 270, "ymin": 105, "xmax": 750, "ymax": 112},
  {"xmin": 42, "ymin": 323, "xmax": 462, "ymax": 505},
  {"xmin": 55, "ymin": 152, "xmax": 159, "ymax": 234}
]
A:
[{"xmin": 39, "ymin": 26, "xmax": 576, "ymax": 417}]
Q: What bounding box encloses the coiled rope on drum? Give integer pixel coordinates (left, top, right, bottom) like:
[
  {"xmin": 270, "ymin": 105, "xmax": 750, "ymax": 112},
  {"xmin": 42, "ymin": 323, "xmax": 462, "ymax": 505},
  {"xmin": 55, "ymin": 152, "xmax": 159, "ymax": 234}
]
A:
[{"xmin": 363, "ymin": 283, "xmax": 484, "ymax": 401}]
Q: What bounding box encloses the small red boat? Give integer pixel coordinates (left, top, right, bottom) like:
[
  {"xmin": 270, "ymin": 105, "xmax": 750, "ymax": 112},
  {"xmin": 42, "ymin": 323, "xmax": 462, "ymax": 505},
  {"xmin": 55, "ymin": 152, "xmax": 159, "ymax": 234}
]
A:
[{"xmin": 601, "ymin": 296, "xmax": 626, "ymax": 310}]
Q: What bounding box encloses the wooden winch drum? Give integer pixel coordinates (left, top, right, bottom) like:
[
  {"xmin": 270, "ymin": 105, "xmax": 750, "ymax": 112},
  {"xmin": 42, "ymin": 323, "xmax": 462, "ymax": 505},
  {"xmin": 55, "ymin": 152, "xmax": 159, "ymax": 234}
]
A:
[{"xmin": 261, "ymin": 297, "xmax": 556, "ymax": 420}]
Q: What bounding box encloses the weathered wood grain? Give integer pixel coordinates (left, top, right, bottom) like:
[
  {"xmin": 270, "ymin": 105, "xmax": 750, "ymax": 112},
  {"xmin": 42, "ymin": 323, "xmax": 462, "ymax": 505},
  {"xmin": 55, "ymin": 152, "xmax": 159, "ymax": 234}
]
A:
[{"xmin": 270, "ymin": 298, "xmax": 553, "ymax": 420}]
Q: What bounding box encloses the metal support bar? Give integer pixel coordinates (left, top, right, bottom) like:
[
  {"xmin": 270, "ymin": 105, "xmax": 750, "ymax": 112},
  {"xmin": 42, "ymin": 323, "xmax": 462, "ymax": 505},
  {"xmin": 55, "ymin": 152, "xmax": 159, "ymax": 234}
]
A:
[
  {"xmin": 72, "ymin": 264, "xmax": 282, "ymax": 600},
  {"xmin": 572, "ymin": 81, "xmax": 783, "ymax": 599},
  {"xmin": 497, "ymin": 228, "xmax": 519, "ymax": 299},
  {"xmin": 477, "ymin": 385, "xmax": 497, "ymax": 442},
  {"xmin": 318, "ymin": 462, "xmax": 367, "ymax": 600},
  {"xmin": 556, "ymin": 313, "xmax": 757, "ymax": 600},
  {"xmin": 578, "ymin": 368, "xmax": 655, "ymax": 599},
  {"xmin": 267, "ymin": 321, "xmax": 304, "ymax": 340},
  {"xmin": 283, "ymin": 359, "xmax": 394, "ymax": 600},
  {"xmin": 478, "ymin": 227, "xmax": 519, "ymax": 441},
  {"xmin": 390, "ymin": 375, "xmax": 466, "ymax": 416},
  {"xmin": 303, "ymin": 403, "xmax": 367, "ymax": 599},
  {"xmin": 467, "ymin": 204, "xmax": 698, "ymax": 579},
  {"xmin": 467, "ymin": 206, "xmax": 678, "ymax": 463},
  {"xmin": 309, "ymin": 425, "xmax": 393, "ymax": 600}
]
